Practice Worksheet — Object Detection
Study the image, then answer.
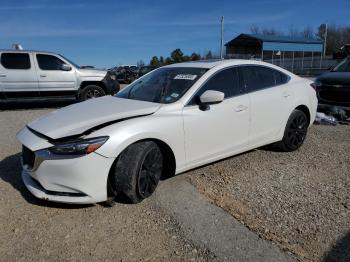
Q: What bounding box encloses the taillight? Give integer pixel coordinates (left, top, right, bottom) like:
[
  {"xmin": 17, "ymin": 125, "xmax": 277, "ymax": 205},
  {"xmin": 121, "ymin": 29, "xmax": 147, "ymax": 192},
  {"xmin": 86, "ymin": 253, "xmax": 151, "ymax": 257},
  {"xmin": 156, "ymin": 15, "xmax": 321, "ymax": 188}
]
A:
[{"xmin": 310, "ymin": 82, "xmax": 321, "ymax": 90}]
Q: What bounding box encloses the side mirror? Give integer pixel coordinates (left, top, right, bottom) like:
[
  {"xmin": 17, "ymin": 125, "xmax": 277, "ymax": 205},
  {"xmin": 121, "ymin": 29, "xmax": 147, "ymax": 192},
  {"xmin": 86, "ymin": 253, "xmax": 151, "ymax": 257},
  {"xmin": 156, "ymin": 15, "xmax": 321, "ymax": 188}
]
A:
[
  {"xmin": 199, "ymin": 90, "xmax": 225, "ymax": 105},
  {"xmin": 61, "ymin": 64, "xmax": 72, "ymax": 71}
]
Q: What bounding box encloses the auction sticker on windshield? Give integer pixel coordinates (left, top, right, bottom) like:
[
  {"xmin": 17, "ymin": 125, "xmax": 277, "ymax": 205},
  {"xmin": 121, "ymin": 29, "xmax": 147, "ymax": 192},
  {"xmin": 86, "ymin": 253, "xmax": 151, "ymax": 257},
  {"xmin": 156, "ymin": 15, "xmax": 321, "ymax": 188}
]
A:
[{"xmin": 174, "ymin": 74, "xmax": 197, "ymax": 80}]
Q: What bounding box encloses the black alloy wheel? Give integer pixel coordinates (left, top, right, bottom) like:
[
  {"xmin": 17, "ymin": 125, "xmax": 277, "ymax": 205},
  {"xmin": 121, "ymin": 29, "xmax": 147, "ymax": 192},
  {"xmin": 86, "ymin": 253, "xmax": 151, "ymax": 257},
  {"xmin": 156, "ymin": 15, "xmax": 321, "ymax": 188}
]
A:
[
  {"xmin": 276, "ymin": 109, "xmax": 309, "ymax": 152},
  {"xmin": 111, "ymin": 141, "xmax": 163, "ymax": 203},
  {"xmin": 286, "ymin": 113, "xmax": 308, "ymax": 149},
  {"xmin": 137, "ymin": 147, "xmax": 163, "ymax": 199}
]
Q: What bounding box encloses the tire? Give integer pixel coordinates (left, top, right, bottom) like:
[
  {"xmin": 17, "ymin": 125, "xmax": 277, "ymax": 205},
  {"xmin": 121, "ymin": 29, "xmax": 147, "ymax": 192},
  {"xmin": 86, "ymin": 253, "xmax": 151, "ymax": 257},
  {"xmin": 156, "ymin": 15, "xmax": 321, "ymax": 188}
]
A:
[
  {"xmin": 79, "ymin": 85, "xmax": 105, "ymax": 101},
  {"xmin": 111, "ymin": 141, "xmax": 163, "ymax": 204},
  {"xmin": 275, "ymin": 109, "xmax": 309, "ymax": 152}
]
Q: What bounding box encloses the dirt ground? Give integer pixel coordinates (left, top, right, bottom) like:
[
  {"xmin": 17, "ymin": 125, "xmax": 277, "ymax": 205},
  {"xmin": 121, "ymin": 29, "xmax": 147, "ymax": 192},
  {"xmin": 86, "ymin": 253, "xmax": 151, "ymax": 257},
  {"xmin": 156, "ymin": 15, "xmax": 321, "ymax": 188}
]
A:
[
  {"xmin": 189, "ymin": 125, "xmax": 350, "ymax": 261},
  {"xmin": 0, "ymin": 104, "xmax": 212, "ymax": 261}
]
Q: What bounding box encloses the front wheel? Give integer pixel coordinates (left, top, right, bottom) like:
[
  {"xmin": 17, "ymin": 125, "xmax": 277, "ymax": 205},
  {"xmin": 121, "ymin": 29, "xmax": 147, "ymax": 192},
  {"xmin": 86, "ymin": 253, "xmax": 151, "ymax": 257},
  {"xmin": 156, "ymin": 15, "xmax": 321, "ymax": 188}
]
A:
[
  {"xmin": 275, "ymin": 109, "xmax": 309, "ymax": 152},
  {"xmin": 110, "ymin": 141, "xmax": 163, "ymax": 203},
  {"xmin": 79, "ymin": 85, "xmax": 105, "ymax": 101}
]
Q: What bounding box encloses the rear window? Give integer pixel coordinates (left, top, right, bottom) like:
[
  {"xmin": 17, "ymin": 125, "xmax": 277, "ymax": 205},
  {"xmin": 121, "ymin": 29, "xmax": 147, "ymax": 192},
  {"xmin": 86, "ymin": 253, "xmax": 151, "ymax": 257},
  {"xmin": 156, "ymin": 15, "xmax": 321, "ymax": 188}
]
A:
[
  {"xmin": 1, "ymin": 53, "xmax": 31, "ymax": 69},
  {"xmin": 332, "ymin": 57, "xmax": 350, "ymax": 72}
]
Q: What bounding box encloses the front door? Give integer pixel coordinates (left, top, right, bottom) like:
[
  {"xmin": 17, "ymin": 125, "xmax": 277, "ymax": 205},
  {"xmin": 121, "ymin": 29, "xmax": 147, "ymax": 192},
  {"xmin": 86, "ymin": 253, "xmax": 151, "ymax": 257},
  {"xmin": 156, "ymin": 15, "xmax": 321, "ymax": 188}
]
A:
[
  {"xmin": 34, "ymin": 53, "xmax": 77, "ymax": 92},
  {"xmin": 183, "ymin": 67, "xmax": 250, "ymax": 167}
]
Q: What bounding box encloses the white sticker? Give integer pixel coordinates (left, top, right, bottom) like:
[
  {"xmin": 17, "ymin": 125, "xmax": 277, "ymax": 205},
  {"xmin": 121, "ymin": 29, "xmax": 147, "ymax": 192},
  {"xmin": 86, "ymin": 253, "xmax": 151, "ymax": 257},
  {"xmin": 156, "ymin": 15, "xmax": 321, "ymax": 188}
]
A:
[
  {"xmin": 170, "ymin": 93, "xmax": 179, "ymax": 98},
  {"xmin": 174, "ymin": 74, "xmax": 197, "ymax": 80}
]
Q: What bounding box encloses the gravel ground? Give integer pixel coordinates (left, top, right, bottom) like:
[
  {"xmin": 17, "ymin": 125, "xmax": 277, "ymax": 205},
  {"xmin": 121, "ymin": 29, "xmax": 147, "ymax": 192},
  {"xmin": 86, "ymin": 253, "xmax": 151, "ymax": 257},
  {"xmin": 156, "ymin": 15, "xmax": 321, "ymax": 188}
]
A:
[
  {"xmin": 0, "ymin": 103, "xmax": 212, "ymax": 261},
  {"xmin": 188, "ymin": 124, "xmax": 350, "ymax": 261}
]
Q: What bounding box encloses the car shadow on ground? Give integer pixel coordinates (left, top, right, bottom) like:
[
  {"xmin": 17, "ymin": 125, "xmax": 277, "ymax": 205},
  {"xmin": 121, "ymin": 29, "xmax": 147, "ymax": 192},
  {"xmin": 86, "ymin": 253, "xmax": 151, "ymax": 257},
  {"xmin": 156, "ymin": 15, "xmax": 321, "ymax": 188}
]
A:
[
  {"xmin": 0, "ymin": 146, "xmax": 293, "ymax": 209},
  {"xmin": 0, "ymin": 99, "xmax": 77, "ymax": 111},
  {"xmin": 0, "ymin": 153, "xmax": 94, "ymax": 209},
  {"xmin": 323, "ymin": 231, "xmax": 350, "ymax": 262}
]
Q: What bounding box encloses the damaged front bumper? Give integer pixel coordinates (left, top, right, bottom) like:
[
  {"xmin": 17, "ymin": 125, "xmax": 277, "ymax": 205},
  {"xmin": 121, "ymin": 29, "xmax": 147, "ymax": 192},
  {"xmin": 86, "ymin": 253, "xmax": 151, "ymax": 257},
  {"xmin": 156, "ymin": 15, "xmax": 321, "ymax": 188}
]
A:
[{"xmin": 17, "ymin": 127, "xmax": 116, "ymax": 204}]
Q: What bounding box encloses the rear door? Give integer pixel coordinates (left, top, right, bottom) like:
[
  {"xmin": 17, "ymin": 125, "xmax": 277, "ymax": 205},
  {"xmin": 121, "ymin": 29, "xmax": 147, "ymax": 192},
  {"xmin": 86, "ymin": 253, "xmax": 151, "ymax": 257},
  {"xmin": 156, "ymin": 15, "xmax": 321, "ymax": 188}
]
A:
[
  {"xmin": 239, "ymin": 65, "xmax": 291, "ymax": 147},
  {"xmin": 34, "ymin": 53, "xmax": 77, "ymax": 92},
  {"xmin": 0, "ymin": 52, "xmax": 39, "ymax": 96}
]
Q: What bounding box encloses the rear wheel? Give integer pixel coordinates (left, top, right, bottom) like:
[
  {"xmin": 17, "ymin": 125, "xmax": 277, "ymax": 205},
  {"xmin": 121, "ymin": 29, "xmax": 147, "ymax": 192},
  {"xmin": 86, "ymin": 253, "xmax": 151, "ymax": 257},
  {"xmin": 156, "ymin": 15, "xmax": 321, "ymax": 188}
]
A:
[
  {"xmin": 275, "ymin": 109, "xmax": 309, "ymax": 152},
  {"xmin": 110, "ymin": 141, "xmax": 163, "ymax": 203},
  {"xmin": 79, "ymin": 85, "xmax": 105, "ymax": 101}
]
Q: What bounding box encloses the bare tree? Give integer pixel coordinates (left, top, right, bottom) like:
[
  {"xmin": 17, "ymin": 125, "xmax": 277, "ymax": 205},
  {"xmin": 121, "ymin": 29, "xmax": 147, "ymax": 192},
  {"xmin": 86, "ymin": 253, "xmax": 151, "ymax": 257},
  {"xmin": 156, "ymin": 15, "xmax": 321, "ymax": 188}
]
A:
[
  {"xmin": 317, "ymin": 24, "xmax": 350, "ymax": 55},
  {"xmin": 288, "ymin": 25, "xmax": 299, "ymax": 37},
  {"xmin": 137, "ymin": 60, "xmax": 145, "ymax": 67},
  {"xmin": 300, "ymin": 25, "xmax": 314, "ymax": 39},
  {"xmin": 250, "ymin": 25, "xmax": 260, "ymax": 34}
]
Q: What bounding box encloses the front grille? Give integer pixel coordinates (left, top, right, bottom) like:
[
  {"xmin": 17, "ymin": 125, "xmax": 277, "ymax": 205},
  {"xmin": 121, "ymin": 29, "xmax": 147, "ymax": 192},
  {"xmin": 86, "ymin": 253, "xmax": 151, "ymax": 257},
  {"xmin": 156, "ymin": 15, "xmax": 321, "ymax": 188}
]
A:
[
  {"xmin": 22, "ymin": 146, "xmax": 35, "ymax": 169},
  {"xmin": 318, "ymin": 90, "xmax": 350, "ymax": 103}
]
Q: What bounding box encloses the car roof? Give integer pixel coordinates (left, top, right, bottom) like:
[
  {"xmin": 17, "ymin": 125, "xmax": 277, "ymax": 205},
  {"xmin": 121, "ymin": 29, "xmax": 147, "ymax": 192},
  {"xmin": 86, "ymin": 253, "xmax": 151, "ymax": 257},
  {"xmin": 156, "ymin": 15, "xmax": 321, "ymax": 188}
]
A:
[
  {"xmin": 0, "ymin": 50, "xmax": 60, "ymax": 55},
  {"xmin": 163, "ymin": 59, "xmax": 276, "ymax": 69}
]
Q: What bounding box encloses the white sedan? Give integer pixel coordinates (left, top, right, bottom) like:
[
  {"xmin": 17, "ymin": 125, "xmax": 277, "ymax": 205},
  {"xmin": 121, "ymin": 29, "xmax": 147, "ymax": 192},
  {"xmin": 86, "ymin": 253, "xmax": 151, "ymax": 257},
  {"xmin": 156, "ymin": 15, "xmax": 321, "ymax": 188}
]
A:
[{"xmin": 17, "ymin": 60, "xmax": 317, "ymax": 204}]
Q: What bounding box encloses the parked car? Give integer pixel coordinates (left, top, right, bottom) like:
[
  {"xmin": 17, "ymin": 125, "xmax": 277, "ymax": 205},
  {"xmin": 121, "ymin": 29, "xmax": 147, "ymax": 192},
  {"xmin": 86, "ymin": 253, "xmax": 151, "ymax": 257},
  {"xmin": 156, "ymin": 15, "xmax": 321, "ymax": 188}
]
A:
[
  {"xmin": 137, "ymin": 65, "xmax": 157, "ymax": 78},
  {"xmin": 0, "ymin": 50, "xmax": 120, "ymax": 101},
  {"xmin": 333, "ymin": 44, "xmax": 350, "ymax": 60},
  {"xmin": 312, "ymin": 56, "xmax": 350, "ymax": 112},
  {"xmin": 109, "ymin": 66, "xmax": 138, "ymax": 84},
  {"xmin": 17, "ymin": 60, "xmax": 317, "ymax": 204}
]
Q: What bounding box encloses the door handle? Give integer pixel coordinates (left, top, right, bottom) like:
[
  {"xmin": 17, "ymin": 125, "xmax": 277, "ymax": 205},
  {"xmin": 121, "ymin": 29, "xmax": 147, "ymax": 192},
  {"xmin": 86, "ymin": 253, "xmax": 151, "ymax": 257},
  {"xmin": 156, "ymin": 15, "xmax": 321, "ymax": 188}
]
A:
[
  {"xmin": 40, "ymin": 74, "xmax": 47, "ymax": 78},
  {"xmin": 235, "ymin": 105, "xmax": 248, "ymax": 112},
  {"xmin": 282, "ymin": 92, "xmax": 291, "ymax": 98},
  {"xmin": 0, "ymin": 74, "xmax": 6, "ymax": 77}
]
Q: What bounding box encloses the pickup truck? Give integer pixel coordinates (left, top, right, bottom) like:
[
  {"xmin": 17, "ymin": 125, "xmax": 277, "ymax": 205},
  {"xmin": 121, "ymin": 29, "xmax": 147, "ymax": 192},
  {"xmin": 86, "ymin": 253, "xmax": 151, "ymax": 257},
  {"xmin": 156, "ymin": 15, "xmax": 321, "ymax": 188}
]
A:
[{"xmin": 0, "ymin": 50, "xmax": 120, "ymax": 101}]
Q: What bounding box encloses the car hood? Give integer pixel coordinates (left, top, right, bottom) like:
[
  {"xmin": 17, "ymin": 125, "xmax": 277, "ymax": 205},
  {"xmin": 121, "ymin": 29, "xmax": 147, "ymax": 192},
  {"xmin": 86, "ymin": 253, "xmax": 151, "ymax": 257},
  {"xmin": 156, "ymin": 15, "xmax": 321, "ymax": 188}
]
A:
[
  {"xmin": 317, "ymin": 72, "xmax": 350, "ymax": 86},
  {"xmin": 27, "ymin": 96, "xmax": 161, "ymax": 140},
  {"xmin": 77, "ymin": 68, "xmax": 107, "ymax": 77}
]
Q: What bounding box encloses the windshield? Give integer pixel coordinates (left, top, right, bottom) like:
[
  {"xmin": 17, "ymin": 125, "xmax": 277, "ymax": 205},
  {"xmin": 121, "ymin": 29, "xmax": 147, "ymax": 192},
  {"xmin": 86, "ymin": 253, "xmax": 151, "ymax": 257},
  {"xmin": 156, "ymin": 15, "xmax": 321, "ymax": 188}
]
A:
[
  {"xmin": 116, "ymin": 67, "xmax": 208, "ymax": 103},
  {"xmin": 58, "ymin": 54, "xmax": 81, "ymax": 69},
  {"xmin": 332, "ymin": 57, "xmax": 350, "ymax": 72}
]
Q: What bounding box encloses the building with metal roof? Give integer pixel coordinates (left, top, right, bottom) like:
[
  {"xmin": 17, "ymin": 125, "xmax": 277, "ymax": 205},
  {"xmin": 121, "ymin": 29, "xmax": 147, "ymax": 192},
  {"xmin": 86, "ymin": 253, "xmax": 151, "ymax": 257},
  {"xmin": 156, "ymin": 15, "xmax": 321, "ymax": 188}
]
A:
[
  {"xmin": 224, "ymin": 33, "xmax": 331, "ymax": 75},
  {"xmin": 225, "ymin": 33, "xmax": 324, "ymax": 58}
]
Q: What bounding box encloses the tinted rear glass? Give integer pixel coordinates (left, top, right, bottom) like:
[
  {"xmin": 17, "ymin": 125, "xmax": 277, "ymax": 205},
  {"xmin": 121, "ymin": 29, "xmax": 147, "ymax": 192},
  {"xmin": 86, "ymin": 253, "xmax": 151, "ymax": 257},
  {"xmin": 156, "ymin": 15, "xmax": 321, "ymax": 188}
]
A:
[
  {"xmin": 332, "ymin": 57, "xmax": 350, "ymax": 72},
  {"xmin": 1, "ymin": 53, "xmax": 31, "ymax": 69},
  {"xmin": 240, "ymin": 66, "xmax": 288, "ymax": 92}
]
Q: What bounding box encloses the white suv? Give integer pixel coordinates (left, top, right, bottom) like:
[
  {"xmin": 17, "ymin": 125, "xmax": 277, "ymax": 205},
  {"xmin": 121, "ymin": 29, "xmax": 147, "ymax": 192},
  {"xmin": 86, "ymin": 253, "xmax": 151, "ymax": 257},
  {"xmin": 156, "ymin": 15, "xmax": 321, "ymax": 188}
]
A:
[{"xmin": 0, "ymin": 50, "xmax": 120, "ymax": 101}]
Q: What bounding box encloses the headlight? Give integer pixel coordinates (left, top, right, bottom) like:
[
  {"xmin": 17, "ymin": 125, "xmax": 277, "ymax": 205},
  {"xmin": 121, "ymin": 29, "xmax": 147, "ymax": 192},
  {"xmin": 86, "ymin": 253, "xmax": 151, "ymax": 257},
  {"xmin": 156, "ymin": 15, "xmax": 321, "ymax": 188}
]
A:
[{"xmin": 48, "ymin": 136, "xmax": 109, "ymax": 155}]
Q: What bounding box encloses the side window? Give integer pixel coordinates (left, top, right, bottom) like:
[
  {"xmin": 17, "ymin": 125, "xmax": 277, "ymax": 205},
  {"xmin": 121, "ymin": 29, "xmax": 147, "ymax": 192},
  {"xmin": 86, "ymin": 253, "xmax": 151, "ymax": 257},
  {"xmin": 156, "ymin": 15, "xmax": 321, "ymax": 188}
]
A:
[
  {"xmin": 190, "ymin": 68, "xmax": 241, "ymax": 105},
  {"xmin": 274, "ymin": 70, "xmax": 289, "ymax": 85},
  {"xmin": 36, "ymin": 54, "xmax": 65, "ymax": 70},
  {"xmin": 240, "ymin": 66, "xmax": 261, "ymax": 92},
  {"xmin": 240, "ymin": 66, "xmax": 288, "ymax": 92},
  {"xmin": 255, "ymin": 66, "xmax": 276, "ymax": 88},
  {"xmin": 1, "ymin": 53, "xmax": 31, "ymax": 69}
]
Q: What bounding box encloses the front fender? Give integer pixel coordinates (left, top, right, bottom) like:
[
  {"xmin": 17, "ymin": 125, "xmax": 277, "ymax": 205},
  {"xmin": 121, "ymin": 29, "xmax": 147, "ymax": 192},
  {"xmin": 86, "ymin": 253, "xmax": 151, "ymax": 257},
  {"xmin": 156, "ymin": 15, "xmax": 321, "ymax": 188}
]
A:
[{"xmin": 87, "ymin": 114, "xmax": 186, "ymax": 173}]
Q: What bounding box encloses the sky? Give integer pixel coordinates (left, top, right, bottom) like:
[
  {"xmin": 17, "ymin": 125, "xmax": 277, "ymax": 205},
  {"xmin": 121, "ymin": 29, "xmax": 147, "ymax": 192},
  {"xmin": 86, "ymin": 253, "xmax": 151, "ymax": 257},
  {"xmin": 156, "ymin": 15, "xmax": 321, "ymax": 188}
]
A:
[{"xmin": 0, "ymin": 0, "xmax": 349, "ymax": 68}]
